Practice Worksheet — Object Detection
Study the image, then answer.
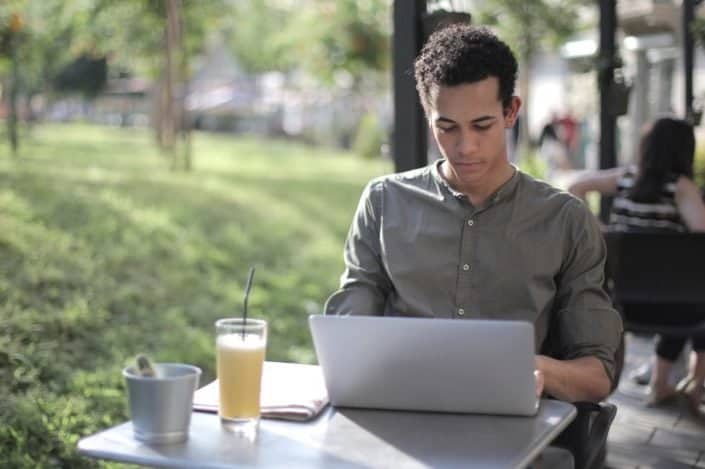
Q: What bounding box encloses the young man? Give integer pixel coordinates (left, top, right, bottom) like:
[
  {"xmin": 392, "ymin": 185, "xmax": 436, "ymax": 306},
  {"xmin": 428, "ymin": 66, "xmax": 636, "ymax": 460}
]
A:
[{"xmin": 324, "ymin": 24, "xmax": 622, "ymax": 403}]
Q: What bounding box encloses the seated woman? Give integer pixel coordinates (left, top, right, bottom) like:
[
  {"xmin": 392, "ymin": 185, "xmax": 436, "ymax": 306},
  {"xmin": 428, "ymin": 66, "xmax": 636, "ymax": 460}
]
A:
[{"xmin": 568, "ymin": 117, "xmax": 705, "ymax": 416}]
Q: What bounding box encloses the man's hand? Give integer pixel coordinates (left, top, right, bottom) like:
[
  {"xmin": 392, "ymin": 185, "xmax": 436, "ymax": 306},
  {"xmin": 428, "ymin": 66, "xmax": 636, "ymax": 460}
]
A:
[
  {"xmin": 534, "ymin": 369, "xmax": 545, "ymax": 398},
  {"xmin": 535, "ymin": 355, "xmax": 611, "ymax": 403}
]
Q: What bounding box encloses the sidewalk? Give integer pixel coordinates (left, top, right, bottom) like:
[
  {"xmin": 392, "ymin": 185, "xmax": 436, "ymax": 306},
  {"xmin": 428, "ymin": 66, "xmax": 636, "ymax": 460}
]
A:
[{"xmin": 607, "ymin": 333, "xmax": 705, "ymax": 468}]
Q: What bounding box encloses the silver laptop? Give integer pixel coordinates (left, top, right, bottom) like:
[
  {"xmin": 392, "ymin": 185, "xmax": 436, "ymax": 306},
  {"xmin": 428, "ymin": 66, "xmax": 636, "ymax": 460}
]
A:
[{"xmin": 309, "ymin": 315, "xmax": 538, "ymax": 416}]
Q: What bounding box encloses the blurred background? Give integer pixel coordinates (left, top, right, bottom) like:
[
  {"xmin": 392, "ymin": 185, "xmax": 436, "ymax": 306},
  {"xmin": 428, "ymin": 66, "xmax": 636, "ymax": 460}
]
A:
[{"xmin": 2, "ymin": 0, "xmax": 705, "ymax": 466}]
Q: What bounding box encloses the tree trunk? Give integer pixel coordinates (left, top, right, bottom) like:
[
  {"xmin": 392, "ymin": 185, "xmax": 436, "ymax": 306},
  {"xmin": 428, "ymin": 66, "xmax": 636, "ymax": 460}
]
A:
[
  {"xmin": 163, "ymin": 0, "xmax": 179, "ymax": 168},
  {"xmin": 181, "ymin": 38, "xmax": 192, "ymax": 171},
  {"xmin": 152, "ymin": 78, "xmax": 164, "ymax": 150},
  {"xmin": 165, "ymin": 0, "xmax": 190, "ymax": 170},
  {"xmin": 173, "ymin": 0, "xmax": 192, "ymax": 171},
  {"xmin": 8, "ymin": 32, "xmax": 19, "ymax": 156}
]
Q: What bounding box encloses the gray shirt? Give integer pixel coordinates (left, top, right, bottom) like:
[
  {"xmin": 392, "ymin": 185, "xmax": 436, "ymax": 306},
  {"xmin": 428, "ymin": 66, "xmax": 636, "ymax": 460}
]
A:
[{"xmin": 324, "ymin": 161, "xmax": 623, "ymax": 382}]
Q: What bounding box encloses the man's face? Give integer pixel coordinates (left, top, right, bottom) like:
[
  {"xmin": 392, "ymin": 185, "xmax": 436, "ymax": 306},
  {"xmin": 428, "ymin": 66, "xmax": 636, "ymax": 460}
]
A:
[{"xmin": 429, "ymin": 77, "xmax": 520, "ymax": 192}]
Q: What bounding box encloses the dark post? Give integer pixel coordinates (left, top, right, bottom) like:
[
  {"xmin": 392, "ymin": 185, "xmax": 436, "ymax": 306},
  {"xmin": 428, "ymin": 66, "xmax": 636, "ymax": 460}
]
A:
[
  {"xmin": 392, "ymin": 0, "xmax": 427, "ymax": 172},
  {"xmin": 598, "ymin": 0, "xmax": 617, "ymax": 221},
  {"xmin": 683, "ymin": 0, "xmax": 695, "ymax": 122}
]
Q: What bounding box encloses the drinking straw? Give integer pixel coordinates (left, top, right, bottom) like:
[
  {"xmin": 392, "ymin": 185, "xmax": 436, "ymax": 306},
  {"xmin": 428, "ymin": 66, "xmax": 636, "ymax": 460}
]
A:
[{"xmin": 242, "ymin": 266, "xmax": 255, "ymax": 339}]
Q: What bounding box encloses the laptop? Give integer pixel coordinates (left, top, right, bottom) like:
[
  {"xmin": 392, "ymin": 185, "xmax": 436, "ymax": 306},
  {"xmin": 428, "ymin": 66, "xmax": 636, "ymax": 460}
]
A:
[{"xmin": 309, "ymin": 315, "xmax": 538, "ymax": 416}]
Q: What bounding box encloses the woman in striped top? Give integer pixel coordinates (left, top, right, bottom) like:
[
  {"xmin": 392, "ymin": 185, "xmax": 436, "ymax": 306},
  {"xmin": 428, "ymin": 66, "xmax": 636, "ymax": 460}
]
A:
[{"xmin": 569, "ymin": 117, "xmax": 705, "ymax": 415}]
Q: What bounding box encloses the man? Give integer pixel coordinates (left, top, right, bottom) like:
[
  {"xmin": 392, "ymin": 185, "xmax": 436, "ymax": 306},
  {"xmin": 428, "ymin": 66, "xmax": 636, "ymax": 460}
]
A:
[{"xmin": 324, "ymin": 24, "xmax": 622, "ymax": 404}]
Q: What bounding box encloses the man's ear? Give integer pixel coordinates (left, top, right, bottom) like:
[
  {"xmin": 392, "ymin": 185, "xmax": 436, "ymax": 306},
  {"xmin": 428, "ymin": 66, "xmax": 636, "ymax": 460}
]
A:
[{"xmin": 504, "ymin": 96, "xmax": 522, "ymax": 128}]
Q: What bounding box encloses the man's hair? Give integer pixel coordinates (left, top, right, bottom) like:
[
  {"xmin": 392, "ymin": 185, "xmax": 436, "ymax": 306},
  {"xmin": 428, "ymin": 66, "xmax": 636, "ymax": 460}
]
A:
[{"xmin": 414, "ymin": 24, "xmax": 518, "ymax": 115}]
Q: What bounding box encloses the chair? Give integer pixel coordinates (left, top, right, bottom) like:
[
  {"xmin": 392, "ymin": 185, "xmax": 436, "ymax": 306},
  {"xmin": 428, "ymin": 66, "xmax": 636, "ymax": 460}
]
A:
[
  {"xmin": 604, "ymin": 231, "xmax": 705, "ymax": 335},
  {"xmin": 550, "ymin": 336, "xmax": 623, "ymax": 469},
  {"xmin": 570, "ymin": 231, "xmax": 705, "ymax": 468},
  {"xmin": 552, "ymin": 401, "xmax": 617, "ymax": 469}
]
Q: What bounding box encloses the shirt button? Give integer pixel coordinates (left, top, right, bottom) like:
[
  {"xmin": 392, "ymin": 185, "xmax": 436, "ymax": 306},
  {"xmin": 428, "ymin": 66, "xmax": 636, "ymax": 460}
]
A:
[
  {"xmin": 458, "ymin": 308, "xmax": 465, "ymax": 316},
  {"xmin": 467, "ymin": 219, "xmax": 474, "ymax": 227},
  {"xmin": 462, "ymin": 264, "xmax": 470, "ymax": 271}
]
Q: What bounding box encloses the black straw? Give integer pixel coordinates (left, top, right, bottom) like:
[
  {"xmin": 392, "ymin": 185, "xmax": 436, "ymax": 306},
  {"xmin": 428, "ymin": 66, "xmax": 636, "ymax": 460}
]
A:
[{"xmin": 242, "ymin": 266, "xmax": 255, "ymax": 339}]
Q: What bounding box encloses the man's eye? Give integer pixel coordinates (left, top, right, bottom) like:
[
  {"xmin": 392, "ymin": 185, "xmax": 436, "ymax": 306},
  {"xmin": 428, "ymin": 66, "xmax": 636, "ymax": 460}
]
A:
[
  {"xmin": 438, "ymin": 126, "xmax": 456, "ymax": 133},
  {"xmin": 474, "ymin": 124, "xmax": 492, "ymax": 131}
]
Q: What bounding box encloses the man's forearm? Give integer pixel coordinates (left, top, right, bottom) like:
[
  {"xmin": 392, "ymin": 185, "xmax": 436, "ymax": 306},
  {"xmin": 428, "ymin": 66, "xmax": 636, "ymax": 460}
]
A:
[{"xmin": 536, "ymin": 355, "xmax": 612, "ymax": 402}]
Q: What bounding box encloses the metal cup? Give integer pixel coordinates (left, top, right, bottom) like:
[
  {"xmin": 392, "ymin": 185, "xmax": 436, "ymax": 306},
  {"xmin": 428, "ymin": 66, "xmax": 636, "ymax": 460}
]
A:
[{"xmin": 123, "ymin": 363, "xmax": 201, "ymax": 444}]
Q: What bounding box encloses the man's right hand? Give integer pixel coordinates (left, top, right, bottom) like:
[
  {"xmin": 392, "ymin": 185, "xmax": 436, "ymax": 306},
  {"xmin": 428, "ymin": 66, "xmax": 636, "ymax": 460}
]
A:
[{"xmin": 534, "ymin": 369, "xmax": 545, "ymax": 397}]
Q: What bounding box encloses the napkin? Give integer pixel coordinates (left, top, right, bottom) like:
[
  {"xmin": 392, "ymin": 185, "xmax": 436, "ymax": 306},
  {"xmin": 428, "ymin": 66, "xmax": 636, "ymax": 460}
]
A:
[{"xmin": 192, "ymin": 361, "xmax": 329, "ymax": 422}]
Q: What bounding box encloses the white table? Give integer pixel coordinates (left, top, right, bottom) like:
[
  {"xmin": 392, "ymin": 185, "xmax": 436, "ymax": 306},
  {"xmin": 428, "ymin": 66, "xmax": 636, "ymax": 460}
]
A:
[{"xmin": 77, "ymin": 399, "xmax": 576, "ymax": 469}]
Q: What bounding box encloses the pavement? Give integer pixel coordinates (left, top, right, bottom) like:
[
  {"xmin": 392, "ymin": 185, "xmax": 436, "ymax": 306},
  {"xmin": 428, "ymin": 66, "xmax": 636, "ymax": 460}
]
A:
[{"xmin": 606, "ymin": 333, "xmax": 705, "ymax": 468}]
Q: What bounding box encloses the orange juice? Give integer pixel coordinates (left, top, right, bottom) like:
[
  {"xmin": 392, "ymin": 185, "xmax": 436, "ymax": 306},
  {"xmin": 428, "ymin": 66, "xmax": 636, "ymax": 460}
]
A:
[{"xmin": 216, "ymin": 333, "xmax": 266, "ymax": 419}]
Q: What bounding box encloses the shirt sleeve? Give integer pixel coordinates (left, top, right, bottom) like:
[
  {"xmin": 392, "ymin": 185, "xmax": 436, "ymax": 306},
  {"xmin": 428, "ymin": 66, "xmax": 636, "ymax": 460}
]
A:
[
  {"xmin": 323, "ymin": 180, "xmax": 392, "ymax": 316},
  {"xmin": 552, "ymin": 199, "xmax": 624, "ymax": 385}
]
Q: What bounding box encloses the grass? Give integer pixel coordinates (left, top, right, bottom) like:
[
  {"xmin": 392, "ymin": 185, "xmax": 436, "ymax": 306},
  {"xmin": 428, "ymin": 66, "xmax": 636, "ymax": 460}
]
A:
[{"xmin": 0, "ymin": 123, "xmax": 391, "ymax": 467}]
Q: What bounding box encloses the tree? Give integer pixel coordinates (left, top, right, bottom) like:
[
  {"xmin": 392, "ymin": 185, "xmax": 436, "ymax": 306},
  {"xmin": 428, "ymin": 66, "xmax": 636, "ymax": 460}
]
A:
[
  {"xmin": 226, "ymin": 0, "xmax": 390, "ymax": 86},
  {"xmin": 53, "ymin": 55, "xmax": 108, "ymax": 97},
  {"xmin": 283, "ymin": 0, "xmax": 390, "ymax": 87},
  {"xmin": 1, "ymin": 0, "xmax": 118, "ymax": 155},
  {"xmin": 0, "ymin": 11, "xmax": 23, "ymax": 156},
  {"xmin": 475, "ymin": 0, "xmax": 585, "ymax": 156},
  {"xmin": 225, "ymin": 0, "xmax": 293, "ymax": 74},
  {"xmin": 82, "ymin": 0, "xmax": 227, "ymax": 170}
]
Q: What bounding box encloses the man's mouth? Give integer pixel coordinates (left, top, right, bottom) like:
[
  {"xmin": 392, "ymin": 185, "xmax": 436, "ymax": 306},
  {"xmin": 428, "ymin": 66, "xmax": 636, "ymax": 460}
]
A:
[{"xmin": 454, "ymin": 161, "xmax": 484, "ymax": 167}]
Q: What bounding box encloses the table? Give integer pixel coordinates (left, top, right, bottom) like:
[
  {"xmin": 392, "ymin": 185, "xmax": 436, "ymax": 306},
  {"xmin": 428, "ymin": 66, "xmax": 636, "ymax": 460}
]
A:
[{"xmin": 77, "ymin": 399, "xmax": 576, "ymax": 469}]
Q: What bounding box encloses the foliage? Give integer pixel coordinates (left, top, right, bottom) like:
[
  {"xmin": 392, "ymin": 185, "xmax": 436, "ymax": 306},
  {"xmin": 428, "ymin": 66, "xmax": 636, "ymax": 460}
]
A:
[
  {"xmin": 53, "ymin": 55, "xmax": 107, "ymax": 97},
  {"xmin": 517, "ymin": 149, "xmax": 547, "ymax": 181},
  {"xmin": 353, "ymin": 112, "xmax": 386, "ymax": 159},
  {"xmin": 0, "ymin": 0, "xmax": 226, "ymax": 142},
  {"xmin": 692, "ymin": 16, "xmax": 705, "ymax": 49},
  {"xmin": 2, "ymin": 0, "xmax": 391, "ymax": 90},
  {"xmin": 287, "ymin": 0, "xmax": 390, "ymax": 85},
  {"xmin": 225, "ymin": 0, "xmax": 294, "ymax": 74},
  {"xmin": 695, "ymin": 144, "xmax": 705, "ymax": 188},
  {"xmin": 0, "ymin": 123, "xmax": 391, "ymax": 466},
  {"xmin": 83, "ymin": 0, "xmax": 227, "ymax": 79},
  {"xmin": 1, "ymin": 1, "xmax": 93, "ymax": 96},
  {"xmin": 476, "ymin": 0, "xmax": 584, "ymax": 65},
  {"xmin": 227, "ymin": 0, "xmax": 391, "ymax": 85}
]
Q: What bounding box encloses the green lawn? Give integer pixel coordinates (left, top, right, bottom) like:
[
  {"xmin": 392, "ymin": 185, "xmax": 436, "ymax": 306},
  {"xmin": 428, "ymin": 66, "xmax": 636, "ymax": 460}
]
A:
[{"xmin": 0, "ymin": 123, "xmax": 391, "ymax": 466}]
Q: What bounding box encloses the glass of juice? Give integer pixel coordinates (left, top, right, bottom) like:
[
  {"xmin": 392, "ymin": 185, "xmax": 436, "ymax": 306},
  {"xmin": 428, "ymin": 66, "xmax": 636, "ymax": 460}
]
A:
[{"xmin": 215, "ymin": 318, "xmax": 267, "ymax": 433}]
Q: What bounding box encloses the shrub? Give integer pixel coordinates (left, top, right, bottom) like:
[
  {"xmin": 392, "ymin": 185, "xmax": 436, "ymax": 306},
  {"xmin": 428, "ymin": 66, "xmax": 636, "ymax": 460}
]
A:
[
  {"xmin": 352, "ymin": 112, "xmax": 385, "ymax": 160},
  {"xmin": 694, "ymin": 145, "xmax": 705, "ymax": 188},
  {"xmin": 517, "ymin": 149, "xmax": 547, "ymax": 181},
  {"xmin": 0, "ymin": 123, "xmax": 392, "ymax": 466}
]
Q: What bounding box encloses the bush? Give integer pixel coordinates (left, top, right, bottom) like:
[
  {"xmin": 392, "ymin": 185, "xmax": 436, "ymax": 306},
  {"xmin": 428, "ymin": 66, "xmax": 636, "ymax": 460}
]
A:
[
  {"xmin": 352, "ymin": 112, "xmax": 385, "ymax": 160},
  {"xmin": 517, "ymin": 148, "xmax": 547, "ymax": 181},
  {"xmin": 694, "ymin": 145, "xmax": 705, "ymax": 188},
  {"xmin": 0, "ymin": 123, "xmax": 392, "ymax": 466}
]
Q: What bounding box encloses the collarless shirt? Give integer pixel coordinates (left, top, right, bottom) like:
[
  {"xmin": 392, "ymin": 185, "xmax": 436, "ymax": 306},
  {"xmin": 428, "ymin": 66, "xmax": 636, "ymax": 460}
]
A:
[{"xmin": 324, "ymin": 160, "xmax": 623, "ymax": 382}]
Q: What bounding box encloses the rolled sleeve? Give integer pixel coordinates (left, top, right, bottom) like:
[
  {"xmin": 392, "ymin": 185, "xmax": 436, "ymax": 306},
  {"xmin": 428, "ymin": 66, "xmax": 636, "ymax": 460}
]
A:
[
  {"xmin": 553, "ymin": 200, "xmax": 623, "ymax": 384},
  {"xmin": 324, "ymin": 181, "xmax": 391, "ymax": 316}
]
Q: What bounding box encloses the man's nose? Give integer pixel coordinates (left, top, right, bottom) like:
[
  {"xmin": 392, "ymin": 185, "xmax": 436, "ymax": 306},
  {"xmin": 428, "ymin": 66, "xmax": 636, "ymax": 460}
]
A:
[{"xmin": 456, "ymin": 130, "xmax": 479, "ymax": 157}]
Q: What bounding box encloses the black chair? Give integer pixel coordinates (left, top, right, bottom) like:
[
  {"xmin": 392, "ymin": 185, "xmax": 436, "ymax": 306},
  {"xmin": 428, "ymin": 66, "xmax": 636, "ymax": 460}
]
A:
[
  {"xmin": 552, "ymin": 401, "xmax": 617, "ymax": 469},
  {"xmin": 570, "ymin": 231, "xmax": 705, "ymax": 469},
  {"xmin": 551, "ymin": 335, "xmax": 623, "ymax": 469},
  {"xmin": 604, "ymin": 231, "xmax": 705, "ymax": 335}
]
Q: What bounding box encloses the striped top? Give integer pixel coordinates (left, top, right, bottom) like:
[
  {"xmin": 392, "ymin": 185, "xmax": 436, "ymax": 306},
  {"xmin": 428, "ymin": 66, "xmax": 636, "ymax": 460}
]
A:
[{"xmin": 608, "ymin": 167, "xmax": 687, "ymax": 233}]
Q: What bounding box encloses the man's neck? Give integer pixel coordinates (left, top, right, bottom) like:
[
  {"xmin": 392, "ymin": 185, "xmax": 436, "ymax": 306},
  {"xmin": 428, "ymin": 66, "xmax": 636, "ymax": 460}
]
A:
[{"xmin": 442, "ymin": 162, "xmax": 515, "ymax": 207}]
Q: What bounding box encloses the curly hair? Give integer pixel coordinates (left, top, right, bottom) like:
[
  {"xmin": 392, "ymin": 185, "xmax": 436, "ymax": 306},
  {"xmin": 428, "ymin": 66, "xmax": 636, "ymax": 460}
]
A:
[{"xmin": 414, "ymin": 24, "xmax": 518, "ymax": 116}]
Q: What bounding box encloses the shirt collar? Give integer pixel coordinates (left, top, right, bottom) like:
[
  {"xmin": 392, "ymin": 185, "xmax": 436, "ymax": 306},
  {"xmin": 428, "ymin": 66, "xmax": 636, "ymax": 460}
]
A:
[{"xmin": 431, "ymin": 159, "xmax": 520, "ymax": 206}]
